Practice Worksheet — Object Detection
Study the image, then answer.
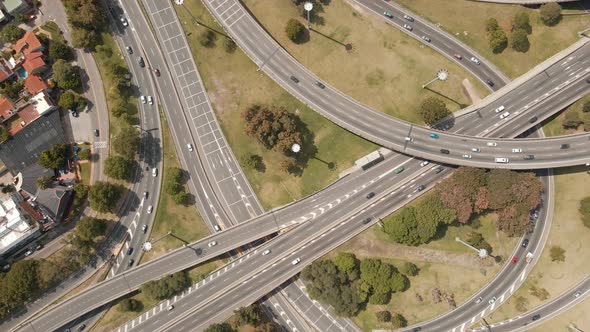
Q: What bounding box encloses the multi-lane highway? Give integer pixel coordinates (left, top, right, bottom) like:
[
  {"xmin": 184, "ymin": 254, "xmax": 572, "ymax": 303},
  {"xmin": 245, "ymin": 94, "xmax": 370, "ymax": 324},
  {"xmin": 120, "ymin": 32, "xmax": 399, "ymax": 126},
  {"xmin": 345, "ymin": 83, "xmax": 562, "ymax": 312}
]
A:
[{"xmin": 202, "ymin": 0, "xmax": 590, "ymax": 169}]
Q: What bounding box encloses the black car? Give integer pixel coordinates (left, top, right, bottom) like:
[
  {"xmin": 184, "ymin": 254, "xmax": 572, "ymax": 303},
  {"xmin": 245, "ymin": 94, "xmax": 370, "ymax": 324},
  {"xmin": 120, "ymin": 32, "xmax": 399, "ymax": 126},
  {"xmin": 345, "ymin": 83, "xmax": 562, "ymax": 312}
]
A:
[
  {"xmin": 362, "ymin": 217, "xmax": 372, "ymax": 224},
  {"xmin": 127, "ymin": 247, "xmax": 134, "ymax": 255},
  {"xmin": 434, "ymin": 167, "xmax": 443, "ymax": 174},
  {"xmin": 412, "ymin": 328, "xmax": 422, "ymax": 332},
  {"xmin": 366, "ymin": 192, "xmax": 375, "ymax": 199},
  {"xmin": 70, "ymin": 109, "xmax": 78, "ymax": 117},
  {"xmin": 560, "ymin": 143, "xmax": 570, "ymax": 149},
  {"xmin": 315, "ymin": 81, "xmax": 326, "ymax": 89},
  {"xmin": 93, "ymin": 129, "xmax": 99, "ymax": 137},
  {"xmin": 440, "ymin": 149, "xmax": 450, "ymax": 154},
  {"xmin": 523, "ymin": 155, "xmax": 535, "ymax": 160},
  {"xmin": 126, "ymin": 46, "xmax": 133, "ymax": 54},
  {"xmin": 529, "ymin": 116, "xmax": 538, "ymax": 124},
  {"xmin": 522, "ymin": 239, "xmax": 529, "ymax": 248},
  {"xmin": 128, "ymin": 259, "xmax": 134, "ymax": 267},
  {"xmin": 417, "ymin": 185, "xmax": 426, "ymax": 191},
  {"xmin": 137, "ymin": 56, "xmax": 145, "ymax": 67},
  {"xmin": 290, "ymin": 76, "xmax": 299, "ymax": 83},
  {"xmin": 485, "ymin": 79, "xmax": 494, "ymax": 87},
  {"xmin": 78, "ymin": 323, "xmax": 86, "ymax": 331},
  {"xmin": 532, "ymin": 314, "xmax": 541, "ymax": 321}
]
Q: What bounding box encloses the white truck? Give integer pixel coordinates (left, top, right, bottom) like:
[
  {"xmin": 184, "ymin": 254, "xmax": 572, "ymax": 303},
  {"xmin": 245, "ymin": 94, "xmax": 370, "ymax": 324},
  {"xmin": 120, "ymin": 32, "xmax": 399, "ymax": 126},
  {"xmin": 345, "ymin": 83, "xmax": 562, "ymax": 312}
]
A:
[{"xmin": 525, "ymin": 252, "xmax": 534, "ymax": 263}]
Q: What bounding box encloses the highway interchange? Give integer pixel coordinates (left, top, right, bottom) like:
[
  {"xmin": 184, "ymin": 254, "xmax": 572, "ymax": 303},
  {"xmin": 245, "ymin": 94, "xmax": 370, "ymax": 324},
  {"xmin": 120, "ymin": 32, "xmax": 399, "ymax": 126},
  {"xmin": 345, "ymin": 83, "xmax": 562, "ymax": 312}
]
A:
[{"xmin": 11, "ymin": 0, "xmax": 590, "ymax": 331}]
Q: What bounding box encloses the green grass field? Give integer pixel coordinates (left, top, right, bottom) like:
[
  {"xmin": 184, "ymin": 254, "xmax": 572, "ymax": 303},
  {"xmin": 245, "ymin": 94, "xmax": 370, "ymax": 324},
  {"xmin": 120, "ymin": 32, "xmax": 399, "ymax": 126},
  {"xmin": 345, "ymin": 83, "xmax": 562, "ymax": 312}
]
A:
[
  {"xmin": 396, "ymin": 0, "xmax": 589, "ymax": 78},
  {"xmin": 244, "ymin": 0, "xmax": 489, "ymax": 123},
  {"xmin": 174, "ymin": 1, "xmax": 376, "ymax": 209}
]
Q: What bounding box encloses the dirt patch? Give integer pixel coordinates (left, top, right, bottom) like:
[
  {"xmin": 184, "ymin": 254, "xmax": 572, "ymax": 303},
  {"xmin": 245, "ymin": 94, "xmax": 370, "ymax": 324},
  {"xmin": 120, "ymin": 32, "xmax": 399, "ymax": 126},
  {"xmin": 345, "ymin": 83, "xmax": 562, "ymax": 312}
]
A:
[
  {"xmin": 342, "ymin": 232, "xmax": 493, "ymax": 268},
  {"xmin": 461, "ymin": 78, "xmax": 482, "ymax": 104}
]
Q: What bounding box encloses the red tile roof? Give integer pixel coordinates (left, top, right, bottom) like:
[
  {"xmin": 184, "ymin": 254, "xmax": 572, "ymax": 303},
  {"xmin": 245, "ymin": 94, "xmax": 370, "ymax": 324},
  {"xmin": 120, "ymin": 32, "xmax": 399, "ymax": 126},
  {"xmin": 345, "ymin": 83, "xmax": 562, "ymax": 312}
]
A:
[
  {"xmin": 19, "ymin": 201, "xmax": 44, "ymax": 221},
  {"xmin": 0, "ymin": 96, "xmax": 14, "ymax": 122},
  {"xmin": 22, "ymin": 51, "xmax": 46, "ymax": 74},
  {"xmin": 24, "ymin": 75, "xmax": 48, "ymax": 95},
  {"xmin": 17, "ymin": 104, "xmax": 40, "ymax": 124},
  {"xmin": 15, "ymin": 31, "xmax": 43, "ymax": 55}
]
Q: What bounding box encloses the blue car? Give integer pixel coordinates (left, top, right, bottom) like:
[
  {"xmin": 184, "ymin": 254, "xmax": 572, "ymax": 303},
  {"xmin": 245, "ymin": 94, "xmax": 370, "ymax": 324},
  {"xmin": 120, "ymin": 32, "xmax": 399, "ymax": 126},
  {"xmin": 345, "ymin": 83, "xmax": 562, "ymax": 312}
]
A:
[{"xmin": 429, "ymin": 133, "xmax": 439, "ymax": 139}]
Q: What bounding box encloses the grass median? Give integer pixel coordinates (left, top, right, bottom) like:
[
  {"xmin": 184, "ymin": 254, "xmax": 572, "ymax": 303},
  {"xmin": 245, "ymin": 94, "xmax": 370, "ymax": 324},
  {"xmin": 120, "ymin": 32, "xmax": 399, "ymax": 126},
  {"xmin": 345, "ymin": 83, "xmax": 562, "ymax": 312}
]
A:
[
  {"xmin": 396, "ymin": 0, "xmax": 589, "ymax": 78},
  {"xmin": 174, "ymin": 1, "xmax": 376, "ymax": 209}
]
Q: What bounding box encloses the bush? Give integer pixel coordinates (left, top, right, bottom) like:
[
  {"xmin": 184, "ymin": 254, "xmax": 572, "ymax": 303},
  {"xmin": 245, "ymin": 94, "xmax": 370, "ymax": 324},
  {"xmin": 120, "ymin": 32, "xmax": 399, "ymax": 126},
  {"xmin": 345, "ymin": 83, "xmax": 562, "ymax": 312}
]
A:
[
  {"xmin": 376, "ymin": 310, "xmax": 391, "ymax": 322},
  {"xmin": 104, "ymin": 156, "xmax": 134, "ymax": 180},
  {"xmin": 240, "ymin": 153, "xmax": 264, "ymax": 172},
  {"xmin": 512, "ymin": 12, "xmax": 531, "ymax": 34},
  {"xmin": 562, "ymin": 112, "xmax": 583, "ymax": 129},
  {"xmin": 285, "ymin": 18, "xmax": 306, "ymax": 43},
  {"xmin": 118, "ymin": 298, "xmax": 141, "ymax": 312},
  {"xmin": 485, "ymin": 17, "xmax": 499, "ymax": 33},
  {"xmin": 223, "ymin": 37, "xmax": 236, "ymax": 53},
  {"xmin": 141, "ymin": 271, "xmax": 191, "ymax": 301},
  {"xmin": 0, "ymin": 24, "xmax": 25, "ymax": 43},
  {"xmin": 583, "ymin": 102, "xmax": 590, "ymax": 113},
  {"xmin": 579, "ymin": 196, "xmax": 590, "ymax": 228},
  {"xmin": 540, "ymin": 2, "xmax": 561, "ymax": 26},
  {"xmin": 489, "ymin": 28, "xmax": 508, "ymax": 54},
  {"xmin": 419, "ymin": 97, "xmax": 451, "ymax": 126},
  {"xmin": 401, "ymin": 262, "xmax": 419, "ymax": 276},
  {"xmin": 198, "ymin": 30, "xmax": 216, "ymax": 48},
  {"xmin": 391, "ymin": 313, "xmax": 408, "ymax": 328},
  {"xmin": 549, "ymin": 245, "xmax": 566, "ymax": 262},
  {"xmin": 511, "ymin": 29, "xmax": 530, "ymax": 53},
  {"xmin": 88, "ymin": 181, "xmax": 123, "ymax": 213}
]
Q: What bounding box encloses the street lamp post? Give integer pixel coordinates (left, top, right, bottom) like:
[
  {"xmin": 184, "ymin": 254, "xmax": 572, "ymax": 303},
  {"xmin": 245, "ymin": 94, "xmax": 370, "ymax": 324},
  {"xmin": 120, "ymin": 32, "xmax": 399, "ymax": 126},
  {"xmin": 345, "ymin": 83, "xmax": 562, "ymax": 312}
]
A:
[
  {"xmin": 422, "ymin": 69, "xmax": 449, "ymax": 89},
  {"xmin": 143, "ymin": 231, "xmax": 173, "ymax": 252},
  {"xmin": 455, "ymin": 237, "xmax": 488, "ymax": 259},
  {"xmin": 304, "ymin": 2, "xmax": 313, "ymax": 30}
]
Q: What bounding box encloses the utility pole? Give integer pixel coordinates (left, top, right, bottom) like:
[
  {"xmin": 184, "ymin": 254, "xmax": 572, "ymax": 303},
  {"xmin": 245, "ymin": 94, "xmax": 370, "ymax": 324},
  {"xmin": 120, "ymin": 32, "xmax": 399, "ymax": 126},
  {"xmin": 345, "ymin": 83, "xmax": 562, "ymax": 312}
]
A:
[{"xmin": 455, "ymin": 237, "xmax": 488, "ymax": 259}]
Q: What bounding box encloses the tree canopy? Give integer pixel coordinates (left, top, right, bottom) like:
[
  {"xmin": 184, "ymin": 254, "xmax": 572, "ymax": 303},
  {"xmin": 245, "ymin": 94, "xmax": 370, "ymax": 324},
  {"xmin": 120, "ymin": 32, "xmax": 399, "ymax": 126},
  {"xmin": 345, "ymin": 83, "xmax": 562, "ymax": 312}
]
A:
[
  {"xmin": 88, "ymin": 181, "xmax": 123, "ymax": 213},
  {"xmin": 0, "ymin": 80, "xmax": 24, "ymax": 101},
  {"xmin": 49, "ymin": 40, "xmax": 75, "ymax": 62},
  {"xmin": 285, "ymin": 19, "xmax": 306, "ymax": 43},
  {"xmin": 38, "ymin": 144, "xmax": 69, "ymax": 169},
  {"xmin": 511, "ymin": 12, "xmax": 531, "ymax": 34},
  {"xmin": 242, "ymin": 104, "xmax": 303, "ymax": 154},
  {"xmin": 511, "ymin": 29, "xmax": 530, "ymax": 53},
  {"xmin": 112, "ymin": 126, "xmax": 140, "ymax": 159},
  {"xmin": 76, "ymin": 217, "xmax": 107, "ymax": 241},
  {"xmin": 419, "ymin": 97, "xmax": 451, "ymax": 126},
  {"xmin": 0, "ymin": 25, "xmax": 25, "ymax": 43},
  {"xmin": 140, "ymin": 271, "xmax": 191, "ymax": 301},
  {"xmin": 52, "ymin": 60, "xmax": 82, "ymax": 91},
  {"xmin": 540, "ymin": 3, "xmax": 561, "ymax": 26},
  {"xmin": 104, "ymin": 156, "xmax": 134, "ymax": 180}
]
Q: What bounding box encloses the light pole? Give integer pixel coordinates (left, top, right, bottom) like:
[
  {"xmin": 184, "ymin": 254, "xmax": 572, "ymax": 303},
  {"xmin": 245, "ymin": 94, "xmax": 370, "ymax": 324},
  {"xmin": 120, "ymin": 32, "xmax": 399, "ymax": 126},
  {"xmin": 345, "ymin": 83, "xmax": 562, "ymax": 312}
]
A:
[
  {"xmin": 422, "ymin": 69, "xmax": 449, "ymax": 89},
  {"xmin": 304, "ymin": 2, "xmax": 313, "ymax": 30},
  {"xmin": 455, "ymin": 237, "xmax": 488, "ymax": 259},
  {"xmin": 143, "ymin": 231, "xmax": 173, "ymax": 252},
  {"xmin": 291, "ymin": 143, "xmax": 301, "ymax": 154}
]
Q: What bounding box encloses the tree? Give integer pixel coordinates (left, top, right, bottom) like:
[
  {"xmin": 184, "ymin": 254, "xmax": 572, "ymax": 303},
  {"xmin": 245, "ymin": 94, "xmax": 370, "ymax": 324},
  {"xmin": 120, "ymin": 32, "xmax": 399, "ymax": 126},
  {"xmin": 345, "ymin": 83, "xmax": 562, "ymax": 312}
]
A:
[
  {"xmin": 14, "ymin": 13, "xmax": 27, "ymax": 23},
  {"xmin": 0, "ymin": 260, "xmax": 40, "ymax": 315},
  {"xmin": 333, "ymin": 252, "xmax": 359, "ymax": 280},
  {"xmin": 285, "ymin": 19, "xmax": 306, "ymax": 43},
  {"xmin": 401, "ymin": 262, "xmax": 419, "ymax": 276},
  {"xmin": 52, "ymin": 60, "xmax": 82, "ymax": 90},
  {"xmin": 383, "ymin": 207, "xmax": 421, "ymax": 245},
  {"xmin": 71, "ymin": 27, "xmax": 99, "ymax": 50},
  {"xmin": 583, "ymin": 102, "xmax": 590, "ymax": 113},
  {"xmin": 223, "ymin": 37, "xmax": 237, "ymax": 53},
  {"xmin": 580, "ymin": 196, "xmax": 590, "ymax": 228},
  {"xmin": 390, "ymin": 313, "xmax": 408, "ymax": 328},
  {"xmin": 511, "ymin": 29, "xmax": 530, "ymax": 53},
  {"xmin": 76, "ymin": 216, "xmax": 107, "ymax": 241},
  {"xmin": 76, "ymin": 0, "xmax": 104, "ymax": 27},
  {"xmin": 199, "ymin": 30, "xmax": 216, "ymax": 48},
  {"xmin": 0, "ymin": 126, "xmax": 9, "ymax": 142},
  {"xmin": 88, "ymin": 181, "xmax": 123, "ymax": 213},
  {"xmin": 485, "ymin": 17, "xmax": 499, "ymax": 33},
  {"xmin": 119, "ymin": 298, "xmax": 141, "ymax": 312},
  {"xmin": 0, "ymin": 24, "xmax": 25, "ymax": 43},
  {"xmin": 112, "ymin": 126, "xmax": 140, "ymax": 159},
  {"xmin": 141, "ymin": 271, "xmax": 190, "ymax": 301},
  {"xmin": 204, "ymin": 323, "xmax": 234, "ymax": 332},
  {"xmin": 0, "ymin": 79, "xmax": 24, "ymax": 101},
  {"xmin": 38, "ymin": 144, "xmax": 69, "ymax": 169},
  {"xmin": 376, "ymin": 310, "xmax": 391, "ymax": 322},
  {"xmin": 562, "ymin": 112, "xmax": 583, "ymax": 129},
  {"xmin": 58, "ymin": 90, "xmax": 79, "ymax": 110},
  {"xmin": 240, "ymin": 153, "xmax": 263, "ymax": 172},
  {"xmin": 36, "ymin": 175, "xmax": 54, "ymax": 190},
  {"xmin": 512, "ymin": 12, "xmax": 531, "ymax": 34},
  {"xmin": 173, "ymin": 192, "xmax": 191, "ymax": 205},
  {"xmin": 104, "ymin": 156, "xmax": 134, "ymax": 180},
  {"xmin": 234, "ymin": 305, "xmax": 262, "ymax": 326},
  {"xmin": 242, "ymin": 105, "xmax": 303, "ymax": 154},
  {"xmin": 540, "ymin": 3, "xmax": 561, "ymax": 26},
  {"xmin": 549, "ymin": 245, "xmax": 566, "ymax": 262},
  {"xmin": 489, "ymin": 28, "xmax": 508, "ymax": 54},
  {"xmin": 419, "ymin": 97, "xmax": 451, "ymax": 126},
  {"xmin": 49, "ymin": 40, "xmax": 75, "ymax": 62}
]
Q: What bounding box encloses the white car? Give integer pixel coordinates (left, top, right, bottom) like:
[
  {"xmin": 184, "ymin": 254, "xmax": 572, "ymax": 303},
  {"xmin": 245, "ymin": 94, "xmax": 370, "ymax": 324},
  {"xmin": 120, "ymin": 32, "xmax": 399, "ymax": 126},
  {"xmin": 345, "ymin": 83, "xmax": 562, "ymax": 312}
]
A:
[
  {"xmin": 403, "ymin": 14, "xmax": 414, "ymax": 22},
  {"xmin": 167, "ymin": 305, "xmax": 174, "ymax": 311},
  {"xmin": 420, "ymin": 161, "xmax": 429, "ymax": 167},
  {"xmin": 462, "ymin": 154, "xmax": 472, "ymax": 159},
  {"xmin": 208, "ymin": 241, "xmax": 217, "ymax": 247},
  {"xmin": 421, "ymin": 35, "xmax": 431, "ymax": 42},
  {"xmin": 147, "ymin": 96, "xmax": 153, "ymax": 105},
  {"xmin": 511, "ymin": 148, "xmax": 523, "ymax": 153},
  {"xmin": 140, "ymin": 95, "xmax": 146, "ymax": 104},
  {"xmin": 262, "ymin": 249, "xmax": 271, "ymax": 255},
  {"xmin": 500, "ymin": 111, "xmax": 510, "ymax": 119},
  {"xmin": 403, "ymin": 24, "xmax": 413, "ymax": 31},
  {"xmin": 292, "ymin": 258, "xmax": 301, "ymax": 265},
  {"xmin": 471, "ymin": 147, "xmax": 481, "ymax": 152},
  {"xmin": 475, "ymin": 296, "xmax": 483, "ymax": 304},
  {"xmin": 187, "ymin": 143, "xmax": 193, "ymax": 152},
  {"xmin": 574, "ymin": 291, "xmax": 581, "ymax": 298},
  {"xmin": 470, "ymin": 57, "xmax": 480, "ymax": 65},
  {"xmin": 214, "ymin": 224, "xmax": 221, "ymax": 232},
  {"xmin": 142, "ymin": 224, "xmax": 148, "ymax": 233},
  {"xmin": 147, "ymin": 205, "xmax": 153, "ymax": 214},
  {"xmin": 486, "ymin": 142, "xmax": 497, "ymax": 147},
  {"xmin": 489, "ymin": 296, "xmax": 497, "ymax": 304},
  {"xmin": 120, "ymin": 17, "xmax": 128, "ymax": 27},
  {"xmin": 495, "ymin": 157, "xmax": 510, "ymax": 163},
  {"xmin": 494, "ymin": 105, "xmax": 505, "ymax": 113},
  {"xmin": 405, "ymin": 136, "xmax": 413, "ymax": 142},
  {"xmin": 152, "ymin": 168, "xmax": 158, "ymax": 177}
]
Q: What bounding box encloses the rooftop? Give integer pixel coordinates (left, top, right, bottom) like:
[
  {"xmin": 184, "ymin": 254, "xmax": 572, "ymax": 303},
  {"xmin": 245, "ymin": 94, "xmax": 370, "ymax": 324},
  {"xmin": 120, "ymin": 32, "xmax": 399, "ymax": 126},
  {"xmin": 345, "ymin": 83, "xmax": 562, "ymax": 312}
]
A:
[
  {"xmin": 0, "ymin": 193, "xmax": 39, "ymax": 256},
  {"xmin": 24, "ymin": 74, "xmax": 48, "ymax": 95},
  {"xmin": 35, "ymin": 186, "xmax": 72, "ymax": 222},
  {"xmin": 31, "ymin": 91, "xmax": 55, "ymax": 115},
  {"xmin": 0, "ymin": 96, "xmax": 14, "ymax": 123},
  {"xmin": 0, "ymin": 59, "xmax": 14, "ymax": 83},
  {"xmin": 15, "ymin": 31, "xmax": 43, "ymax": 56},
  {"xmin": 22, "ymin": 51, "xmax": 46, "ymax": 74}
]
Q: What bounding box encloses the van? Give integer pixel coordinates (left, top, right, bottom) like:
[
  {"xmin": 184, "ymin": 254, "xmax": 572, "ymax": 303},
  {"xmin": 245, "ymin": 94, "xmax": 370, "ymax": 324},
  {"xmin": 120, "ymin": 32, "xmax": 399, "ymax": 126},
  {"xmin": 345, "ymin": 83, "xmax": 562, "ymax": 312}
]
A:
[
  {"xmin": 494, "ymin": 105, "xmax": 505, "ymax": 113},
  {"xmin": 495, "ymin": 157, "xmax": 509, "ymax": 163},
  {"xmin": 152, "ymin": 168, "xmax": 158, "ymax": 177}
]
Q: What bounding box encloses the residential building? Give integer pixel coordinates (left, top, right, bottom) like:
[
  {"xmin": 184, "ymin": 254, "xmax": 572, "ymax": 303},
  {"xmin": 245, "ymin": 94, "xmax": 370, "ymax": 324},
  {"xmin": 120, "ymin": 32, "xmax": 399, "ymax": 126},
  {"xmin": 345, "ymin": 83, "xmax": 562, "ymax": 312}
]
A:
[
  {"xmin": 33, "ymin": 186, "xmax": 72, "ymax": 223},
  {"xmin": 23, "ymin": 74, "xmax": 48, "ymax": 96},
  {"xmin": 1, "ymin": 0, "xmax": 30, "ymax": 16},
  {"xmin": 14, "ymin": 30, "xmax": 43, "ymax": 56},
  {"xmin": 22, "ymin": 51, "xmax": 47, "ymax": 75},
  {"xmin": 0, "ymin": 193, "xmax": 41, "ymax": 260},
  {"xmin": 0, "ymin": 59, "xmax": 15, "ymax": 83},
  {"xmin": 0, "ymin": 96, "xmax": 15, "ymax": 123}
]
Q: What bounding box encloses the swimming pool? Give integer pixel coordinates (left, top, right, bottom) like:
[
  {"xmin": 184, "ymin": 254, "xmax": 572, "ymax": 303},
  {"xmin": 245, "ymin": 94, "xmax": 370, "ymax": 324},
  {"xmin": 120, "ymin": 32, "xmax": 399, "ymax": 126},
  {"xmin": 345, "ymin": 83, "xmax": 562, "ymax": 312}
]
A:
[{"xmin": 17, "ymin": 68, "xmax": 27, "ymax": 78}]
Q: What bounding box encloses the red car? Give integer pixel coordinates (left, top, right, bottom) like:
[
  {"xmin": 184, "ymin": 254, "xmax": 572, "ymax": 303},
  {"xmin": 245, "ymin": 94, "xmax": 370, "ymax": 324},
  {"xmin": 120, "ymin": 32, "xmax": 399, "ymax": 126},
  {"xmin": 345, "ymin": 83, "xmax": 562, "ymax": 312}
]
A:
[
  {"xmin": 154, "ymin": 69, "xmax": 160, "ymax": 77},
  {"xmin": 453, "ymin": 53, "xmax": 462, "ymax": 60},
  {"xmin": 511, "ymin": 255, "xmax": 518, "ymax": 264}
]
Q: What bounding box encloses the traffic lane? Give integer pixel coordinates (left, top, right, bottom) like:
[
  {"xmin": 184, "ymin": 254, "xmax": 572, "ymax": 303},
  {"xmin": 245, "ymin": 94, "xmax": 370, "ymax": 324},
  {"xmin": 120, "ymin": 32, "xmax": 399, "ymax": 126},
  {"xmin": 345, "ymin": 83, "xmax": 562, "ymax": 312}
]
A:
[
  {"xmin": 356, "ymin": 0, "xmax": 504, "ymax": 89},
  {"xmin": 489, "ymin": 276, "xmax": 590, "ymax": 332},
  {"xmin": 265, "ymin": 291, "xmax": 312, "ymax": 332},
  {"xmin": 168, "ymin": 171, "xmax": 444, "ymax": 331}
]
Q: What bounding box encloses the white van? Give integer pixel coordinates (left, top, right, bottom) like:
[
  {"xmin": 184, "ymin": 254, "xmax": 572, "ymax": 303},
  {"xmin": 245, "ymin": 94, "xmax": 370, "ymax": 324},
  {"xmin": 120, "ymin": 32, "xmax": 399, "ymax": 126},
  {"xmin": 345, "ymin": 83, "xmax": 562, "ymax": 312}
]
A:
[{"xmin": 495, "ymin": 157, "xmax": 509, "ymax": 163}]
